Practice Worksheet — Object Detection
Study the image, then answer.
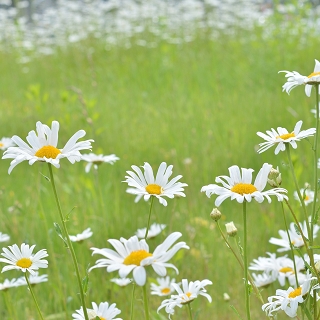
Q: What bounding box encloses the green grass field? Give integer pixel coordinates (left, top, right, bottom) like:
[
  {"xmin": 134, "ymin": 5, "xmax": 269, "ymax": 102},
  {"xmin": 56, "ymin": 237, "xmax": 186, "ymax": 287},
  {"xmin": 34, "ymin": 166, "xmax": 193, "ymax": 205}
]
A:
[{"xmin": 0, "ymin": 23, "xmax": 319, "ymax": 319}]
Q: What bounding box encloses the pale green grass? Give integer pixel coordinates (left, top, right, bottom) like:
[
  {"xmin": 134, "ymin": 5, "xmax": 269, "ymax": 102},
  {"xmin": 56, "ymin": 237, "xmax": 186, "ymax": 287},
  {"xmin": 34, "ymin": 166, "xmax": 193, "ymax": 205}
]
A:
[{"xmin": 0, "ymin": 27, "xmax": 319, "ymax": 319}]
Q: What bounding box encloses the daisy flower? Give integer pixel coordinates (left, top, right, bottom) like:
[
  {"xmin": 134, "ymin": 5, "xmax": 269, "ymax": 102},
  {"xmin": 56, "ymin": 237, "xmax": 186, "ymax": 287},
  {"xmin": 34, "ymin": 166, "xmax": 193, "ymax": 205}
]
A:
[
  {"xmin": 201, "ymin": 163, "xmax": 288, "ymax": 207},
  {"xmin": 0, "ymin": 277, "xmax": 25, "ymax": 291},
  {"xmin": 0, "ymin": 243, "xmax": 48, "ymax": 275},
  {"xmin": 69, "ymin": 228, "xmax": 93, "ymax": 242},
  {"xmin": 110, "ymin": 278, "xmax": 132, "ymax": 287},
  {"xmin": 0, "ymin": 232, "xmax": 10, "ymax": 242},
  {"xmin": 262, "ymin": 272, "xmax": 317, "ymax": 318},
  {"xmin": 2, "ymin": 120, "xmax": 94, "ymax": 174},
  {"xmin": 269, "ymin": 220, "xmax": 320, "ymax": 252},
  {"xmin": 18, "ymin": 271, "xmax": 48, "ymax": 286},
  {"xmin": 157, "ymin": 279, "xmax": 212, "ymax": 318},
  {"xmin": 72, "ymin": 301, "xmax": 122, "ymax": 320},
  {"xmin": 0, "ymin": 137, "xmax": 15, "ymax": 151},
  {"xmin": 89, "ymin": 232, "xmax": 189, "ymax": 286},
  {"xmin": 256, "ymin": 121, "xmax": 316, "ymax": 155},
  {"xmin": 135, "ymin": 223, "xmax": 166, "ymax": 239},
  {"xmin": 124, "ymin": 162, "xmax": 188, "ymax": 206},
  {"xmin": 82, "ymin": 153, "xmax": 119, "ymax": 173},
  {"xmin": 151, "ymin": 276, "xmax": 177, "ymax": 296},
  {"xmin": 280, "ymin": 59, "xmax": 320, "ymax": 96},
  {"xmin": 293, "ymin": 188, "xmax": 316, "ymax": 206},
  {"xmin": 252, "ymin": 272, "xmax": 276, "ymax": 288}
]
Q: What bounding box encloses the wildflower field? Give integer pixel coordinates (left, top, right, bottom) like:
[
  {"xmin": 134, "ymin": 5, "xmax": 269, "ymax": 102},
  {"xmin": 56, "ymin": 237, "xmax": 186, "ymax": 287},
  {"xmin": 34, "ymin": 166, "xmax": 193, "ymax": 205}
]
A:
[{"xmin": 2, "ymin": 1, "xmax": 320, "ymax": 319}]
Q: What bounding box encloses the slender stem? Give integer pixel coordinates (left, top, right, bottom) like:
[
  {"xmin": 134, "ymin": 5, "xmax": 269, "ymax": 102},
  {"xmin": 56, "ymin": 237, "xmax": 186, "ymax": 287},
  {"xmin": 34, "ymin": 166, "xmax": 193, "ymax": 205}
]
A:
[
  {"xmin": 142, "ymin": 284, "xmax": 150, "ymax": 320},
  {"xmin": 144, "ymin": 197, "xmax": 154, "ymax": 239},
  {"xmin": 242, "ymin": 201, "xmax": 251, "ymax": 320},
  {"xmin": 130, "ymin": 283, "xmax": 136, "ymax": 320},
  {"xmin": 187, "ymin": 303, "xmax": 193, "ymax": 320},
  {"xmin": 48, "ymin": 164, "xmax": 89, "ymax": 320},
  {"xmin": 25, "ymin": 274, "xmax": 45, "ymax": 320}
]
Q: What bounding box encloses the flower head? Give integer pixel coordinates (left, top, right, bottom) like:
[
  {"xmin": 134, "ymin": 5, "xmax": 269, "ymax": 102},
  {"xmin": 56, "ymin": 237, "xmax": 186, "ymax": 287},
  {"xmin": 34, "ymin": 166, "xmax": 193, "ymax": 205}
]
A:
[
  {"xmin": 110, "ymin": 278, "xmax": 132, "ymax": 287},
  {"xmin": 201, "ymin": 163, "xmax": 288, "ymax": 207},
  {"xmin": 0, "ymin": 137, "xmax": 15, "ymax": 151},
  {"xmin": 82, "ymin": 153, "xmax": 119, "ymax": 173},
  {"xmin": 151, "ymin": 276, "xmax": 177, "ymax": 296},
  {"xmin": 124, "ymin": 162, "xmax": 187, "ymax": 206},
  {"xmin": 0, "ymin": 277, "xmax": 25, "ymax": 291},
  {"xmin": 157, "ymin": 279, "xmax": 212, "ymax": 318},
  {"xmin": 72, "ymin": 301, "xmax": 122, "ymax": 320},
  {"xmin": 0, "ymin": 232, "xmax": 10, "ymax": 243},
  {"xmin": 17, "ymin": 271, "xmax": 48, "ymax": 286},
  {"xmin": 256, "ymin": 121, "xmax": 316, "ymax": 154},
  {"xmin": 293, "ymin": 188, "xmax": 316, "ymax": 206},
  {"xmin": 280, "ymin": 59, "xmax": 320, "ymax": 96},
  {"xmin": 0, "ymin": 243, "xmax": 48, "ymax": 275},
  {"xmin": 135, "ymin": 223, "xmax": 166, "ymax": 239},
  {"xmin": 2, "ymin": 120, "xmax": 94, "ymax": 174},
  {"xmin": 90, "ymin": 232, "xmax": 189, "ymax": 286},
  {"xmin": 69, "ymin": 228, "xmax": 93, "ymax": 242}
]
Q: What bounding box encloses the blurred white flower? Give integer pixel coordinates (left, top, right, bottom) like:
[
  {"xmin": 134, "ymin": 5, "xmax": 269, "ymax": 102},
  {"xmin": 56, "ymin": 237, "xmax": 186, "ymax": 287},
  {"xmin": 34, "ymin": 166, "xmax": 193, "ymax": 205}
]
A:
[
  {"xmin": 82, "ymin": 153, "xmax": 119, "ymax": 173},
  {"xmin": 150, "ymin": 276, "xmax": 177, "ymax": 296},
  {"xmin": 135, "ymin": 223, "xmax": 166, "ymax": 239},
  {"xmin": 69, "ymin": 228, "xmax": 93, "ymax": 242}
]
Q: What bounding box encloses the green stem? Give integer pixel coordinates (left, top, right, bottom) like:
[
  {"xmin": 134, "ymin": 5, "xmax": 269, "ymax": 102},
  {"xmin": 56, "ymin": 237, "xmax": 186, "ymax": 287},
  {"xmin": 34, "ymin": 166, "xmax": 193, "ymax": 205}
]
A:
[
  {"xmin": 130, "ymin": 283, "xmax": 136, "ymax": 320},
  {"xmin": 242, "ymin": 201, "xmax": 251, "ymax": 320},
  {"xmin": 144, "ymin": 197, "xmax": 154, "ymax": 239},
  {"xmin": 142, "ymin": 284, "xmax": 150, "ymax": 320},
  {"xmin": 25, "ymin": 273, "xmax": 45, "ymax": 320},
  {"xmin": 187, "ymin": 303, "xmax": 193, "ymax": 320},
  {"xmin": 48, "ymin": 164, "xmax": 89, "ymax": 320}
]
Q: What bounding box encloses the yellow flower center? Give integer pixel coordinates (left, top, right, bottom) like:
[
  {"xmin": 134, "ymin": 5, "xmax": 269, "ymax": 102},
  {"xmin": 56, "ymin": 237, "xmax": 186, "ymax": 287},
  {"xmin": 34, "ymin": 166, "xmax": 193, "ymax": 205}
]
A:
[
  {"xmin": 123, "ymin": 250, "xmax": 152, "ymax": 266},
  {"xmin": 0, "ymin": 142, "xmax": 4, "ymax": 147},
  {"xmin": 276, "ymin": 132, "xmax": 295, "ymax": 140},
  {"xmin": 161, "ymin": 287, "xmax": 171, "ymax": 295},
  {"xmin": 288, "ymin": 287, "xmax": 302, "ymax": 298},
  {"xmin": 99, "ymin": 318, "xmax": 105, "ymax": 320},
  {"xmin": 279, "ymin": 267, "xmax": 294, "ymax": 274},
  {"xmin": 231, "ymin": 183, "xmax": 258, "ymax": 195},
  {"xmin": 145, "ymin": 184, "xmax": 164, "ymax": 195},
  {"xmin": 16, "ymin": 257, "xmax": 32, "ymax": 268},
  {"xmin": 35, "ymin": 145, "xmax": 61, "ymax": 159},
  {"xmin": 305, "ymin": 195, "xmax": 310, "ymax": 201},
  {"xmin": 308, "ymin": 71, "xmax": 320, "ymax": 78},
  {"xmin": 181, "ymin": 292, "xmax": 193, "ymax": 304}
]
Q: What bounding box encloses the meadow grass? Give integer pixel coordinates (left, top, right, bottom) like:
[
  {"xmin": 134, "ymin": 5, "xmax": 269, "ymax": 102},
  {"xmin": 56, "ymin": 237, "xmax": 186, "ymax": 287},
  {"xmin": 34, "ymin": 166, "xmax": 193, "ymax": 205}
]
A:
[{"xmin": 0, "ymin": 26, "xmax": 319, "ymax": 319}]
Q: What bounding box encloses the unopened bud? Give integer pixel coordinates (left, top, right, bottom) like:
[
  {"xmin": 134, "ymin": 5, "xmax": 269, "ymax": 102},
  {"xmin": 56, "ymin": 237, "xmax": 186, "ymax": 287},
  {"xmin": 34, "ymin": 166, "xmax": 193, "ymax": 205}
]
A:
[
  {"xmin": 210, "ymin": 208, "xmax": 222, "ymax": 221},
  {"xmin": 225, "ymin": 221, "xmax": 237, "ymax": 237},
  {"xmin": 268, "ymin": 167, "xmax": 282, "ymax": 187},
  {"xmin": 223, "ymin": 293, "xmax": 230, "ymax": 301}
]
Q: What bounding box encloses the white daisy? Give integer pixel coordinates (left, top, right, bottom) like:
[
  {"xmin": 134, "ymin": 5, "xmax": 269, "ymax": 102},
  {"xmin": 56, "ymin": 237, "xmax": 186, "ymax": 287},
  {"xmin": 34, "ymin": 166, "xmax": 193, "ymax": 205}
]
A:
[
  {"xmin": 0, "ymin": 232, "xmax": 10, "ymax": 242},
  {"xmin": 0, "ymin": 137, "xmax": 15, "ymax": 151},
  {"xmin": 135, "ymin": 223, "xmax": 166, "ymax": 239},
  {"xmin": 69, "ymin": 228, "xmax": 93, "ymax": 242},
  {"xmin": 2, "ymin": 120, "xmax": 94, "ymax": 174},
  {"xmin": 110, "ymin": 278, "xmax": 132, "ymax": 287},
  {"xmin": 280, "ymin": 59, "xmax": 320, "ymax": 97},
  {"xmin": 151, "ymin": 276, "xmax": 177, "ymax": 296},
  {"xmin": 17, "ymin": 271, "xmax": 48, "ymax": 286},
  {"xmin": 256, "ymin": 121, "xmax": 316, "ymax": 155},
  {"xmin": 0, "ymin": 277, "xmax": 25, "ymax": 290},
  {"xmin": 262, "ymin": 272, "xmax": 317, "ymax": 318},
  {"xmin": 82, "ymin": 153, "xmax": 119, "ymax": 173},
  {"xmin": 157, "ymin": 279, "xmax": 212, "ymax": 318},
  {"xmin": 89, "ymin": 232, "xmax": 189, "ymax": 286},
  {"xmin": 124, "ymin": 162, "xmax": 188, "ymax": 206},
  {"xmin": 252, "ymin": 272, "xmax": 276, "ymax": 288},
  {"xmin": 293, "ymin": 188, "xmax": 316, "ymax": 206},
  {"xmin": 269, "ymin": 220, "xmax": 320, "ymax": 252},
  {"xmin": 201, "ymin": 163, "xmax": 288, "ymax": 207},
  {"xmin": 72, "ymin": 301, "xmax": 122, "ymax": 320},
  {"xmin": 0, "ymin": 243, "xmax": 48, "ymax": 275}
]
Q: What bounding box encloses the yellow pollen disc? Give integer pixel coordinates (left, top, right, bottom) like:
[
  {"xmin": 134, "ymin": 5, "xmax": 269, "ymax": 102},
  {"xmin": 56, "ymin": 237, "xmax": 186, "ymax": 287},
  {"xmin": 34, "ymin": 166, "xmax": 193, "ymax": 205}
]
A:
[
  {"xmin": 0, "ymin": 142, "xmax": 3, "ymax": 147},
  {"xmin": 276, "ymin": 132, "xmax": 295, "ymax": 140},
  {"xmin": 305, "ymin": 195, "xmax": 310, "ymax": 201},
  {"xmin": 99, "ymin": 318, "xmax": 105, "ymax": 320},
  {"xmin": 16, "ymin": 257, "xmax": 32, "ymax": 268},
  {"xmin": 308, "ymin": 71, "xmax": 320, "ymax": 78},
  {"xmin": 288, "ymin": 287, "xmax": 302, "ymax": 298},
  {"xmin": 145, "ymin": 184, "xmax": 164, "ymax": 195},
  {"xmin": 123, "ymin": 250, "xmax": 152, "ymax": 266},
  {"xmin": 161, "ymin": 287, "xmax": 171, "ymax": 295},
  {"xmin": 279, "ymin": 267, "xmax": 294, "ymax": 274},
  {"xmin": 231, "ymin": 183, "xmax": 258, "ymax": 195},
  {"xmin": 35, "ymin": 145, "xmax": 61, "ymax": 159}
]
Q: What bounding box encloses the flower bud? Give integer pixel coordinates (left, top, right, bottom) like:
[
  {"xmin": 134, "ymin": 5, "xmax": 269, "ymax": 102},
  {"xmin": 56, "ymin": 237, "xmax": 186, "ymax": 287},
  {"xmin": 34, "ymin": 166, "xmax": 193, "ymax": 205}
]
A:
[
  {"xmin": 223, "ymin": 293, "xmax": 230, "ymax": 301},
  {"xmin": 268, "ymin": 167, "xmax": 282, "ymax": 187},
  {"xmin": 210, "ymin": 208, "xmax": 222, "ymax": 221},
  {"xmin": 225, "ymin": 221, "xmax": 237, "ymax": 237}
]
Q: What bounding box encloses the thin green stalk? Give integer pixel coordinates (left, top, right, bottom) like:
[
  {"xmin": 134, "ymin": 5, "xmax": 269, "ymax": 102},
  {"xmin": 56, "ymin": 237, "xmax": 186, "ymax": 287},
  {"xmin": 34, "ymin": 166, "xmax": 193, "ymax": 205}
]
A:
[
  {"xmin": 130, "ymin": 283, "xmax": 136, "ymax": 320},
  {"xmin": 142, "ymin": 284, "xmax": 150, "ymax": 320},
  {"xmin": 187, "ymin": 303, "xmax": 193, "ymax": 320},
  {"xmin": 242, "ymin": 201, "xmax": 251, "ymax": 320},
  {"xmin": 48, "ymin": 164, "xmax": 89, "ymax": 320},
  {"xmin": 25, "ymin": 273, "xmax": 45, "ymax": 320},
  {"xmin": 144, "ymin": 197, "xmax": 154, "ymax": 239}
]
